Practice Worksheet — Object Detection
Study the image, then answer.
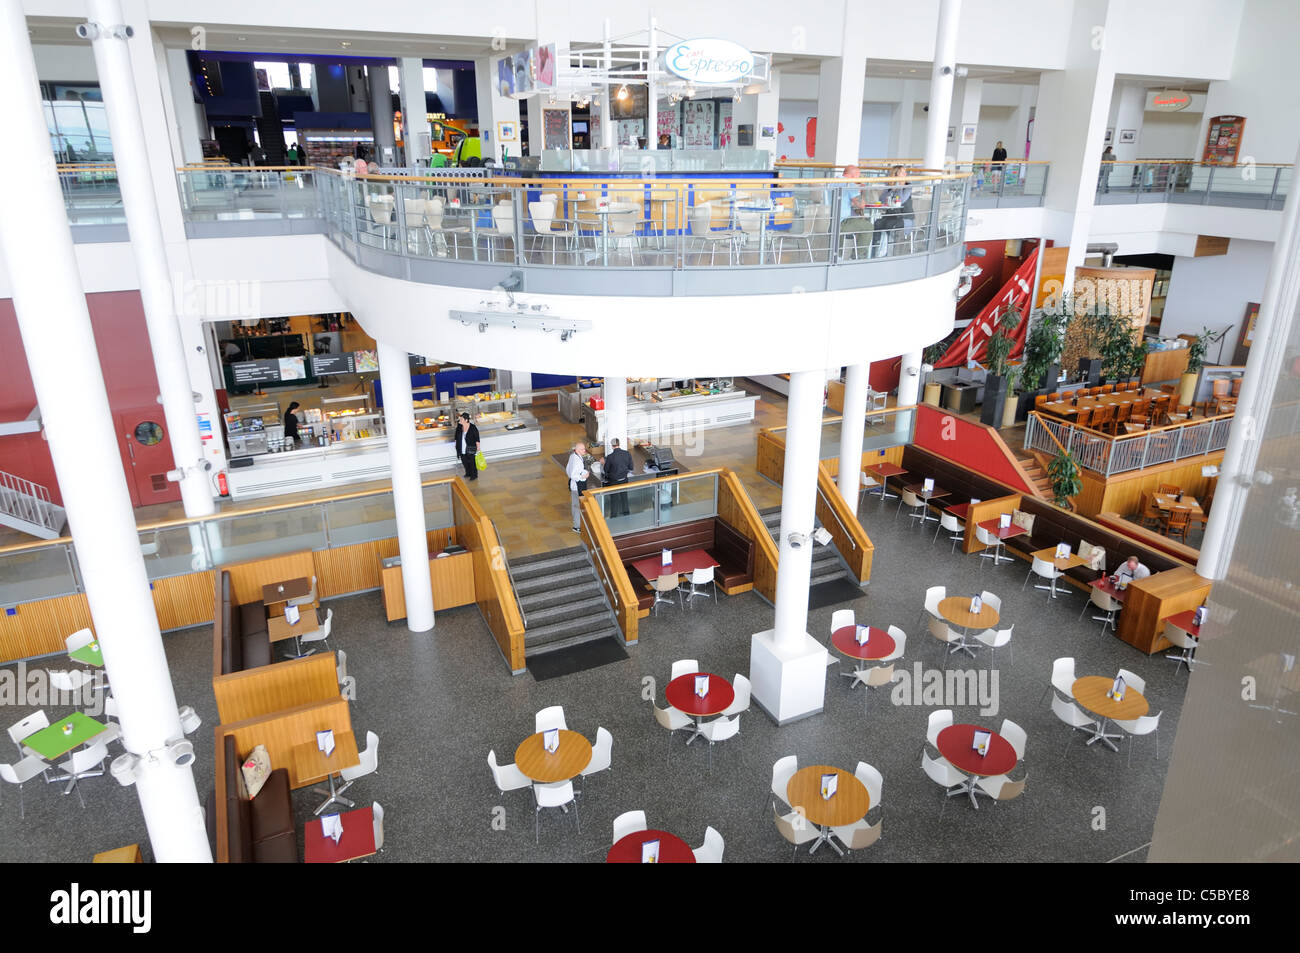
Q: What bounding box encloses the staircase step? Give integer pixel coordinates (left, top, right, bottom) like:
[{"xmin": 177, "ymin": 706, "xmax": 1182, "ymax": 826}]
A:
[
  {"xmin": 524, "ymin": 595, "xmax": 610, "ymax": 626},
  {"xmin": 524, "ymin": 610, "xmax": 620, "ymax": 647},
  {"xmin": 515, "ymin": 567, "xmax": 596, "ymax": 595},
  {"xmin": 512, "ymin": 555, "xmax": 589, "ymax": 582},
  {"xmin": 517, "ymin": 579, "xmax": 603, "ymax": 610},
  {"xmin": 526, "ymin": 628, "xmax": 622, "ymax": 657}
]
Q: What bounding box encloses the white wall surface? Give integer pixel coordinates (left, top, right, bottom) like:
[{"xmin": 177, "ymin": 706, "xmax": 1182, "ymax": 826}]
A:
[
  {"xmin": 32, "ymin": 42, "xmax": 98, "ymax": 82},
  {"xmin": 775, "ymin": 101, "xmax": 892, "ymax": 161},
  {"xmin": 1137, "ymin": 113, "xmax": 1201, "ymax": 159},
  {"xmin": 1161, "ymin": 239, "xmax": 1274, "ymax": 343}
]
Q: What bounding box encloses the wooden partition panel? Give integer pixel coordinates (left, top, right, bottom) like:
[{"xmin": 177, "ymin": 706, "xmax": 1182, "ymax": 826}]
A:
[
  {"xmin": 961, "ymin": 495, "xmax": 1023, "ymax": 554},
  {"xmin": 213, "ymin": 652, "xmax": 340, "ymax": 723},
  {"xmin": 756, "ymin": 428, "xmax": 785, "ymax": 485},
  {"xmin": 718, "ymin": 469, "xmax": 780, "ymax": 603},
  {"xmin": 579, "ymin": 492, "xmax": 641, "ymax": 638},
  {"xmin": 223, "ymin": 551, "xmax": 316, "ymax": 605},
  {"xmin": 151, "ymin": 573, "xmax": 212, "ymax": 631},
  {"xmin": 1075, "ymin": 453, "xmax": 1223, "ymax": 518},
  {"xmin": 218, "ymin": 696, "xmax": 353, "ymax": 788},
  {"xmin": 815, "ymin": 468, "xmax": 874, "ymax": 584},
  {"xmin": 1094, "ymin": 512, "xmax": 1201, "ymax": 564},
  {"xmin": 0, "ymin": 592, "xmax": 93, "ymax": 663},
  {"xmin": 314, "ymin": 528, "xmax": 455, "ymax": 599},
  {"xmin": 450, "ymin": 478, "xmax": 526, "ymax": 673},
  {"xmin": 1117, "ymin": 566, "xmax": 1212, "ymax": 654}
]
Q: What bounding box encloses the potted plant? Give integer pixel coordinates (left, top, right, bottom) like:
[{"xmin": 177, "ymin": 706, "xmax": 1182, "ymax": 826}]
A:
[
  {"xmin": 1018, "ymin": 305, "xmax": 1068, "ymax": 418},
  {"xmin": 1180, "ymin": 328, "xmax": 1209, "ymax": 406},
  {"xmin": 1047, "ymin": 447, "xmax": 1082, "ymax": 510},
  {"xmin": 980, "ymin": 301, "xmax": 1023, "ymax": 427},
  {"xmin": 1127, "ymin": 335, "xmax": 1151, "ymax": 386},
  {"xmin": 1001, "ymin": 366, "xmax": 1021, "ymax": 428},
  {"xmin": 922, "ymin": 340, "xmax": 946, "ymax": 406}
]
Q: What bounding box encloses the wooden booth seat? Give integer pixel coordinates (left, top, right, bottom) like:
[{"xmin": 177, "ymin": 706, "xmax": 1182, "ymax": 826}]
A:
[
  {"xmin": 215, "ymin": 570, "xmax": 273, "ymax": 675},
  {"xmin": 613, "ymin": 517, "xmax": 756, "ymax": 610},
  {"xmin": 206, "ymin": 734, "xmax": 298, "ymax": 863}
]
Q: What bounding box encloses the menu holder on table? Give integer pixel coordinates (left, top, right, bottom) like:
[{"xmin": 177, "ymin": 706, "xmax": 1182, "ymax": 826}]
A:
[
  {"xmin": 923, "ymin": 477, "xmax": 935, "ymax": 494},
  {"xmin": 320, "ymin": 813, "xmax": 343, "ymax": 844},
  {"xmin": 694, "ymin": 674, "xmax": 710, "ymax": 698},
  {"xmin": 1111, "ymin": 675, "xmax": 1127, "ymax": 702},
  {"xmin": 971, "ymin": 498, "xmax": 981, "ymax": 505},
  {"xmin": 999, "ymin": 513, "xmax": 1012, "ymax": 530},
  {"xmin": 1055, "ymin": 542, "xmax": 1072, "ymax": 560},
  {"xmin": 970, "ymin": 594, "xmax": 983, "ymax": 614},
  {"xmin": 316, "ymin": 729, "xmax": 336, "ymax": 757},
  {"xmin": 972, "ymin": 730, "xmax": 991, "ymax": 756},
  {"xmin": 543, "ymin": 728, "xmax": 559, "ymax": 753},
  {"xmin": 641, "ymin": 839, "xmax": 660, "ymax": 863},
  {"xmin": 1193, "ymin": 605, "xmax": 1208, "ymax": 627},
  {"xmin": 820, "ymin": 772, "xmax": 838, "ymax": 800},
  {"xmin": 855, "ymin": 624, "xmax": 869, "ymax": 645},
  {"xmin": 661, "ymin": 548, "xmax": 672, "ymax": 567},
  {"xmin": 284, "ymin": 603, "xmax": 301, "ymax": 626}
]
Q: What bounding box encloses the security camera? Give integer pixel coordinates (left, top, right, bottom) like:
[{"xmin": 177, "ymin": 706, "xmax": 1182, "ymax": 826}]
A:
[
  {"xmin": 164, "ymin": 738, "xmax": 195, "ymax": 767},
  {"xmin": 923, "ymin": 104, "xmax": 930, "ymax": 112},
  {"xmin": 111, "ymin": 752, "xmax": 142, "ymax": 787},
  {"xmin": 813, "ymin": 527, "xmax": 833, "ymax": 546},
  {"xmin": 75, "ymin": 22, "xmax": 100, "ymax": 40},
  {"xmin": 786, "ymin": 532, "xmax": 804, "ymax": 549}
]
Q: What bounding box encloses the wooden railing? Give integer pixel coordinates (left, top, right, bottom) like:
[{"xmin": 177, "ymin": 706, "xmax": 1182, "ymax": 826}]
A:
[
  {"xmin": 450, "ymin": 477, "xmax": 526, "ymax": 673},
  {"xmin": 717, "ymin": 469, "xmax": 779, "ymax": 603},
  {"xmin": 814, "ymin": 467, "xmax": 874, "ymax": 584},
  {"xmin": 578, "ymin": 492, "xmax": 640, "ymax": 641}
]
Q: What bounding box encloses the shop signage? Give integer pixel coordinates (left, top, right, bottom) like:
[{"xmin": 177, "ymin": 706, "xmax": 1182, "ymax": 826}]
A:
[
  {"xmin": 664, "ymin": 38, "xmax": 754, "ymax": 85},
  {"xmin": 313, "ymin": 353, "xmax": 356, "ymax": 376},
  {"xmin": 1151, "ymin": 91, "xmax": 1191, "ymax": 112},
  {"xmin": 230, "ymin": 360, "xmax": 282, "ymax": 384}
]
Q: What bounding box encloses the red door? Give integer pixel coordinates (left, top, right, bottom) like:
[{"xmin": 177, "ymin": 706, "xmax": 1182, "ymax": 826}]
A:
[{"xmin": 114, "ymin": 407, "xmax": 182, "ymax": 508}]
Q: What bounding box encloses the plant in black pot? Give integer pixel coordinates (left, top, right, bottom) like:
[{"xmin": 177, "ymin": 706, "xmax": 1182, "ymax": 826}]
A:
[
  {"xmin": 1179, "ymin": 328, "xmax": 1211, "ymax": 405},
  {"xmin": 1048, "ymin": 447, "xmax": 1082, "ymax": 511},
  {"xmin": 980, "ymin": 301, "xmax": 1023, "ymax": 427},
  {"xmin": 1127, "ymin": 335, "xmax": 1151, "ymax": 386}
]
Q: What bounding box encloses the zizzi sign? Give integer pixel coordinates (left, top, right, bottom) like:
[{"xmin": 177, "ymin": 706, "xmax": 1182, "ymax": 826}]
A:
[
  {"xmin": 1151, "ymin": 91, "xmax": 1191, "ymax": 112},
  {"xmin": 664, "ymin": 38, "xmax": 754, "ymax": 85}
]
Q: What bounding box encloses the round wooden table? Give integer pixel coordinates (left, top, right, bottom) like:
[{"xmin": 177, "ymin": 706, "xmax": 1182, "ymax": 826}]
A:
[
  {"xmin": 665, "ymin": 672, "xmax": 735, "ymax": 744},
  {"xmin": 786, "ymin": 765, "xmax": 870, "ymax": 856},
  {"xmin": 514, "ymin": 730, "xmax": 593, "ymax": 783},
  {"xmin": 1072, "ymin": 676, "xmax": 1149, "ymax": 752},
  {"xmin": 938, "ymin": 596, "xmax": 1000, "ymax": 658},
  {"xmin": 936, "ymin": 724, "xmax": 1018, "ymax": 808},
  {"xmin": 606, "ymin": 829, "xmax": 696, "ymax": 864}
]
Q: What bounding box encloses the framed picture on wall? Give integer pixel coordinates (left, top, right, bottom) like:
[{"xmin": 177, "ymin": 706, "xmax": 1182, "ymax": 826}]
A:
[
  {"xmin": 1119, "ymin": 129, "xmax": 1137, "ymax": 144},
  {"xmin": 497, "ymin": 121, "xmax": 518, "ymax": 143},
  {"xmin": 1234, "ymin": 301, "xmax": 1260, "ymax": 364},
  {"xmin": 947, "ymin": 126, "xmax": 955, "ymax": 142},
  {"xmin": 961, "ymin": 123, "xmax": 977, "ymax": 145},
  {"xmin": 1105, "ymin": 127, "xmax": 1113, "ymax": 144}
]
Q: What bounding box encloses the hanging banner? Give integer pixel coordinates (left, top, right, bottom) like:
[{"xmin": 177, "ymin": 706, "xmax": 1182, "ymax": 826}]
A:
[{"xmin": 933, "ymin": 247, "xmax": 1039, "ymax": 369}]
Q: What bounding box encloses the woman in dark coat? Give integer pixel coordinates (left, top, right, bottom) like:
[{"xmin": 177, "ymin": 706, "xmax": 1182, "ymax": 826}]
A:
[{"xmin": 454, "ymin": 412, "xmax": 481, "ymax": 480}]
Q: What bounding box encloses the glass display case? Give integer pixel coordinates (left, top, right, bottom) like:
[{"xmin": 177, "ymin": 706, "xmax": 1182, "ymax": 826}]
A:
[
  {"xmin": 411, "ymin": 386, "xmax": 455, "ymax": 435},
  {"xmin": 223, "ymin": 402, "xmax": 280, "ymax": 457},
  {"xmin": 323, "ymin": 394, "xmax": 384, "ymax": 443}
]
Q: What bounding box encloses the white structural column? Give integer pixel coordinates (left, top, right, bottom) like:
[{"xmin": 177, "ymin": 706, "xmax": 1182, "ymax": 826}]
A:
[
  {"xmin": 953, "ymin": 77, "xmax": 984, "ymax": 164},
  {"xmin": 1198, "ymin": 139, "xmax": 1300, "ymax": 579},
  {"xmin": 398, "ymin": 57, "xmax": 430, "ymax": 166},
  {"xmin": 750, "ymin": 370, "xmax": 828, "ymax": 724},
  {"xmin": 603, "ymin": 376, "xmax": 627, "ymax": 454},
  {"xmin": 922, "ymin": 0, "xmax": 962, "ymax": 172},
  {"xmin": 474, "ymin": 55, "xmax": 523, "ymax": 164},
  {"xmin": 368, "ymin": 65, "xmax": 396, "ymax": 164},
  {"xmin": 889, "ymin": 80, "xmax": 918, "ymax": 159},
  {"xmin": 837, "ymin": 364, "xmax": 868, "ymax": 508},
  {"xmin": 1109, "ymin": 83, "xmax": 1145, "ymax": 163},
  {"xmin": 599, "ymin": 18, "xmax": 613, "ymax": 150},
  {"xmin": 85, "ymin": 0, "xmax": 214, "ymax": 518},
  {"xmin": 377, "ymin": 343, "xmax": 435, "ymax": 632},
  {"xmin": 813, "ymin": 4, "xmax": 868, "ymax": 165},
  {"xmin": 0, "ymin": 5, "xmax": 209, "ymax": 861}
]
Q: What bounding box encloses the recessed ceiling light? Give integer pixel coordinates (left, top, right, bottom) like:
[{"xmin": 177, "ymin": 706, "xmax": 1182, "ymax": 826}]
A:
[
  {"xmin": 340, "ymin": 41, "xmax": 352, "ymax": 49},
  {"xmin": 439, "ymin": 45, "xmax": 447, "ymax": 50},
  {"xmin": 237, "ymin": 36, "xmax": 247, "ymax": 41}
]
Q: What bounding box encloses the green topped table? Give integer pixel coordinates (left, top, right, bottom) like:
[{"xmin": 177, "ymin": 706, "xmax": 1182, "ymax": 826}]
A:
[
  {"xmin": 23, "ymin": 712, "xmax": 106, "ymax": 762},
  {"xmin": 69, "ymin": 642, "xmax": 105, "ymax": 667}
]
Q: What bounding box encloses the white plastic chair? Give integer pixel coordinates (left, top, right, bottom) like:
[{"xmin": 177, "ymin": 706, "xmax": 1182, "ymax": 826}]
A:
[
  {"xmin": 928, "ymin": 616, "xmax": 963, "ymax": 659},
  {"xmin": 855, "ymin": 761, "xmax": 883, "ymax": 809},
  {"xmin": 721, "ymin": 674, "xmax": 751, "ymax": 717},
  {"xmin": 830, "ymin": 609, "xmax": 855, "ymax": 634},
  {"xmin": 487, "ymin": 749, "xmax": 531, "ymax": 795},
  {"xmin": 1117, "ymin": 668, "xmax": 1146, "ymax": 697},
  {"xmin": 372, "ymin": 801, "xmax": 385, "ymax": 852},
  {"xmin": 767, "ymin": 755, "xmax": 798, "ymax": 817},
  {"xmin": 49, "ymin": 669, "xmax": 96, "ymax": 694},
  {"xmin": 974, "ymin": 772, "xmax": 1027, "ymax": 802},
  {"xmin": 772, "ymin": 802, "xmax": 820, "ymax": 857},
  {"xmin": 612, "ymin": 809, "xmax": 647, "ymax": 845},
  {"xmin": 1080, "ymin": 585, "xmax": 1122, "ymax": 632},
  {"xmin": 336, "ymin": 650, "xmax": 356, "ymax": 701},
  {"xmin": 336, "ymin": 730, "xmax": 378, "ymax": 796},
  {"xmin": 775, "ymin": 203, "xmax": 826, "ymax": 263},
  {"xmin": 683, "ymin": 566, "xmax": 717, "ymax": 606},
  {"xmin": 883, "ymin": 626, "xmax": 907, "ymax": 662},
  {"xmin": 533, "ymin": 780, "xmax": 579, "ymax": 843},
  {"xmin": 287, "ymin": 575, "xmax": 317, "ymax": 607},
  {"xmin": 670, "ymin": 660, "xmax": 699, "ymax": 681},
  {"xmin": 299, "ymin": 608, "xmax": 333, "ymax": 653},
  {"xmin": 897, "ymin": 488, "xmax": 927, "ymax": 525},
  {"xmin": 689, "ymin": 203, "xmax": 740, "ymax": 264},
  {"xmin": 1039, "ymin": 657, "xmax": 1076, "ymax": 706},
  {"xmin": 7, "ymin": 711, "xmax": 48, "ymax": 759},
  {"xmin": 698, "ymin": 715, "xmax": 740, "ymax": 769},
  {"xmin": 934, "ymin": 511, "xmax": 963, "ymax": 551},
  {"xmin": 65, "ymin": 628, "xmax": 94, "ymax": 654},
  {"xmin": 831, "ymin": 817, "xmax": 883, "ymax": 850},
  {"xmin": 653, "ymin": 702, "xmax": 692, "ymax": 761},
  {"xmin": 1114, "ymin": 711, "xmax": 1162, "ymax": 765},
  {"xmin": 1164, "ymin": 624, "xmax": 1200, "ymax": 672},
  {"xmin": 1000, "ymin": 718, "xmax": 1028, "ymax": 763},
  {"xmin": 1051, "ymin": 695, "xmax": 1098, "ymax": 758},
  {"xmin": 975, "ymin": 524, "xmax": 1003, "ymax": 564},
  {"xmin": 860, "ymin": 468, "xmax": 881, "ymax": 506},
  {"xmin": 59, "ymin": 739, "xmax": 108, "ymax": 807},
  {"xmin": 0, "ymin": 756, "xmax": 50, "ymax": 817},
  {"xmin": 919, "ymin": 585, "xmax": 945, "ymax": 629},
  {"xmin": 1024, "ymin": 555, "xmax": 1064, "ymax": 597},
  {"xmin": 975, "ymin": 623, "xmax": 1014, "ymax": 666},
  {"xmin": 653, "ymin": 574, "xmax": 682, "ymax": 613},
  {"xmin": 926, "ymin": 709, "xmax": 954, "ymax": 748},
  {"xmin": 979, "ymin": 591, "xmax": 1003, "ymax": 615},
  {"xmin": 693, "ymin": 826, "xmax": 725, "ymax": 863},
  {"xmin": 581, "ymin": 727, "xmax": 613, "ymax": 781},
  {"xmin": 921, "ymin": 751, "xmax": 966, "ymax": 820},
  {"xmin": 535, "ymin": 706, "xmax": 567, "ymax": 733}
]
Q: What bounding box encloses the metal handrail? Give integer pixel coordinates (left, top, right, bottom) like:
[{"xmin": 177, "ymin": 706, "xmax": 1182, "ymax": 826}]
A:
[
  {"xmin": 816, "ymin": 479, "xmax": 857, "ymax": 551},
  {"xmin": 0, "ymin": 469, "xmax": 58, "ymax": 531}
]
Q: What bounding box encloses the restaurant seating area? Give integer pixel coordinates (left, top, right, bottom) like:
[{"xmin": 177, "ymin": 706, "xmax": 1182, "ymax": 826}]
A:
[{"xmin": 612, "ymin": 516, "xmax": 757, "ymax": 611}]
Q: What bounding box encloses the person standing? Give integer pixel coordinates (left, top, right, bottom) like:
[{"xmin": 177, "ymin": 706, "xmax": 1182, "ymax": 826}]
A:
[
  {"xmin": 566, "ymin": 441, "xmax": 590, "ymax": 532},
  {"xmin": 603, "ymin": 438, "xmax": 634, "ymax": 517},
  {"xmin": 455, "ymin": 412, "xmax": 481, "ymax": 481},
  {"xmin": 283, "ymin": 401, "xmax": 301, "ymax": 448},
  {"xmin": 991, "ymin": 141, "xmax": 1008, "ymax": 164},
  {"xmin": 1099, "ymin": 145, "xmax": 1115, "ymax": 193}
]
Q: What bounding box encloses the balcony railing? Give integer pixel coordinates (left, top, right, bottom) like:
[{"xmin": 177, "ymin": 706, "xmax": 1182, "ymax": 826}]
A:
[
  {"xmin": 954, "ymin": 161, "xmax": 1050, "ymax": 208},
  {"xmin": 1024, "ymin": 410, "xmax": 1234, "ymax": 478},
  {"xmin": 1096, "ymin": 161, "xmax": 1291, "ymax": 209}
]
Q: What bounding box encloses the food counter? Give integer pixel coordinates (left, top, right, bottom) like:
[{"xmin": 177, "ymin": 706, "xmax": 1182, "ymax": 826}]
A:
[
  {"xmin": 224, "ymin": 390, "xmax": 540, "ymax": 500},
  {"xmin": 581, "ymin": 379, "xmax": 758, "ymax": 444},
  {"xmin": 557, "ymin": 378, "xmax": 605, "ymax": 424}
]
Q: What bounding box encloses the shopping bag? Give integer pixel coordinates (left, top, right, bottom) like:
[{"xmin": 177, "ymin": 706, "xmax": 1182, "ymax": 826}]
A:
[{"xmin": 475, "ymin": 450, "xmax": 487, "ymax": 471}]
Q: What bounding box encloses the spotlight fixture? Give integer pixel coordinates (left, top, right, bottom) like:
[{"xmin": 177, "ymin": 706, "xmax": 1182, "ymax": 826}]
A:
[
  {"xmin": 339, "ymin": 40, "xmax": 351, "ymax": 49},
  {"xmin": 617, "ymin": 84, "xmax": 629, "ymax": 100},
  {"xmin": 111, "ymin": 752, "xmax": 142, "ymax": 787},
  {"xmin": 178, "ymin": 705, "xmax": 201, "ymax": 735}
]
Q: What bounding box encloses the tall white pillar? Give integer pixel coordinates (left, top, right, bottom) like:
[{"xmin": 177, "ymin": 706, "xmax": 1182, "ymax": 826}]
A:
[
  {"xmin": 953, "ymin": 77, "xmax": 984, "ymax": 164},
  {"xmin": 398, "ymin": 57, "xmax": 430, "ymax": 166},
  {"xmin": 1110, "ymin": 83, "xmax": 1145, "ymax": 163},
  {"xmin": 603, "ymin": 376, "xmax": 627, "ymax": 454},
  {"xmin": 647, "ymin": 17, "xmax": 658, "ymax": 150},
  {"xmin": 890, "ymin": 80, "xmax": 918, "ymax": 159},
  {"xmin": 368, "ymin": 65, "xmax": 396, "ymax": 164},
  {"xmin": 0, "ymin": 3, "xmax": 209, "ymax": 861},
  {"xmin": 837, "ymin": 364, "xmax": 868, "ymax": 508},
  {"xmin": 85, "ymin": 0, "xmax": 214, "ymax": 518},
  {"xmin": 1198, "ymin": 138, "xmax": 1300, "ymax": 580},
  {"xmin": 377, "ymin": 343, "xmax": 435, "ymax": 632},
  {"xmin": 599, "ymin": 19, "xmax": 613, "ymax": 151},
  {"xmin": 813, "ymin": 4, "xmax": 868, "ymax": 165},
  {"xmin": 473, "ymin": 54, "xmax": 522, "ymax": 164},
  {"xmin": 749, "ymin": 369, "xmax": 828, "ymax": 724},
  {"xmin": 923, "ymin": 0, "xmax": 961, "ymax": 171}
]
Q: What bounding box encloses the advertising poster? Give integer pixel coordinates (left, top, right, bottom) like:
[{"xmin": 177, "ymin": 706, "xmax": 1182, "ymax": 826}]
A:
[
  {"xmin": 277, "ymin": 356, "xmax": 306, "ymax": 381},
  {"xmin": 354, "ymin": 349, "xmax": 379, "ymax": 372},
  {"xmin": 543, "ymin": 108, "xmax": 571, "ymax": 150},
  {"xmin": 514, "ymin": 49, "xmax": 534, "ymax": 95},
  {"xmin": 497, "ymin": 56, "xmax": 515, "ymax": 97},
  {"xmin": 682, "ymin": 100, "xmax": 715, "ymax": 149},
  {"xmin": 536, "ymin": 43, "xmax": 556, "ymax": 87}
]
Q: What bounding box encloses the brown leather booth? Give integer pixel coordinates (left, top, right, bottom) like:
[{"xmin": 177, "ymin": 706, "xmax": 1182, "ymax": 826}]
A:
[
  {"xmin": 214, "ymin": 570, "xmax": 273, "ymax": 675},
  {"xmin": 207, "ymin": 734, "xmax": 297, "ymax": 863},
  {"xmin": 613, "ymin": 517, "xmax": 755, "ymax": 610}
]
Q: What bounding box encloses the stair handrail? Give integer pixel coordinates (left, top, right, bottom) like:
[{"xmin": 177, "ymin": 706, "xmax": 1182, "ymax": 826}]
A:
[
  {"xmin": 0, "ymin": 469, "xmax": 57, "ymax": 531},
  {"xmin": 487, "ymin": 516, "xmax": 528, "ymax": 629}
]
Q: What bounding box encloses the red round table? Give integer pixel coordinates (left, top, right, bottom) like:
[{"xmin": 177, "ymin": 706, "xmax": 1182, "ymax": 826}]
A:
[
  {"xmin": 831, "ymin": 626, "xmax": 896, "ymax": 661},
  {"xmin": 935, "ymin": 724, "xmax": 1018, "ymax": 809},
  {"xmin": 606, "ymin": 829, "xmax": 696, "ymax": 863},
  {"xmin": 665, "ymin": 672, "xmax": 734, "ymax": 745}
]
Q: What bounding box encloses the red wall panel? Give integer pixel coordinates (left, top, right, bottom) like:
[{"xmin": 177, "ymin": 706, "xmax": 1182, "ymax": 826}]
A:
[{"xmin": 912, "ymin": 404, "xmax": 1033, "ymax": 494}]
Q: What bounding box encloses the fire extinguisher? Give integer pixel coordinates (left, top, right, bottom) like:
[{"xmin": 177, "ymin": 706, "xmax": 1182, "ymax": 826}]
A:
[{"xmin": 216, "ymin": 471, "xmax": 229, "ymax": 497}]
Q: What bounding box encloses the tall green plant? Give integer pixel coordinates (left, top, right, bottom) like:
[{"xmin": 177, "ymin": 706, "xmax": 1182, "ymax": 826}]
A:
[
  {"xmin": 1088, "ymin": 307, "xmax": 1135, "ymax": 380},
  {"xmin": 985, "ymin": 301, "xmax": 1023, "ymax": 378},
  {"xmin": 1047, "ymin": 448, "xmax": 1082, "ymax": 509},
  {"xmin": 1186, "ymin": 329, "xmax": 1210, "ymax": 375},
  {"xmin": 1021, "ymin": 306, "xmax": 1068, "ymax": 391},
  {"xmin": 1126, "ymin": 335, "xmax": 1150, "ymax": 380}
]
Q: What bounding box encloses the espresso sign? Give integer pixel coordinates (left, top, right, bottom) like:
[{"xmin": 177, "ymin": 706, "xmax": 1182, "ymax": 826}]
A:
[{"xmin": 664, "ymin": 38, "xmax": 754, "ymax": 85}]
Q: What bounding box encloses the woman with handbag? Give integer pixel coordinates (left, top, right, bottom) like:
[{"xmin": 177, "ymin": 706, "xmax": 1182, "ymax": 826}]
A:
[{"xmin": 455, "ymin": 412, "xmax": 481, "ymax": 481}]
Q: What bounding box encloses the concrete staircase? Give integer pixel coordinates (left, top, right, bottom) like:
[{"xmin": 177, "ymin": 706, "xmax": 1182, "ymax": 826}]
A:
[
  {"xmin": 509, "ymin": 546, "xmax": 622, "ymax": 658},
  {"xmin": 0, "ymin": 471, "xmax": 66, "ymax": 540},
  {"xmin": 759, "ymin": 506, "xmax": 849, "ymax": 587}
]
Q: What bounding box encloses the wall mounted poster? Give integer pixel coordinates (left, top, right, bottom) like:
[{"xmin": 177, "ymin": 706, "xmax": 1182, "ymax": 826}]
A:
[
  {"xmin": 497, "ymin": 56, "xmax": 515, "ymax": 97},
  {"xmin": 656, "ymin": 100, "xmax": 678, "ymax": 140},
  {"xmin": 682, "ymin": 100, "xmax": 715, "ymax": 149},
  {"xmin": 718, "ymin": 101, "xmax": 734, "ymax": 148},
  {"xmin": 1203, "ymin": 115, "xmax": 1245, "ymax": 165},
  {"xmin": 1234, "ymin": 301, "xmax": 1260, "ymax": 364},
  {"xmin": 542, "ymin": 108, "xmax": 570, "ymax": 150}
]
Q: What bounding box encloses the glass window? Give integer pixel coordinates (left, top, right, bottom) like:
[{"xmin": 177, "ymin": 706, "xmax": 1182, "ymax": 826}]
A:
[
  {"xmin": 423, "ymin": 67, "xmax": 438, "ymax": 93},
  {"xmin": 255, "ymin": 61, "xmax": 291, "ymax": 90},
  {"xmin": 388, "ymin": 65, "xmax": 400, "ymax": 92},
  {"xmin": 298, "ymin": 63, "xmax": 314, "ymax": 89}
]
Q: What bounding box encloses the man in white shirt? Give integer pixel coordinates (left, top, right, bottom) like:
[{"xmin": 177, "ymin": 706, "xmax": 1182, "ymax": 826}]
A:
[
  {"xmin": 566, "ymin": 442, "xmax": 590, "ymax": 532},
  {"xmin": 1112, "ymin": 555, "xmax": 1151, "ymax": 587}
]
